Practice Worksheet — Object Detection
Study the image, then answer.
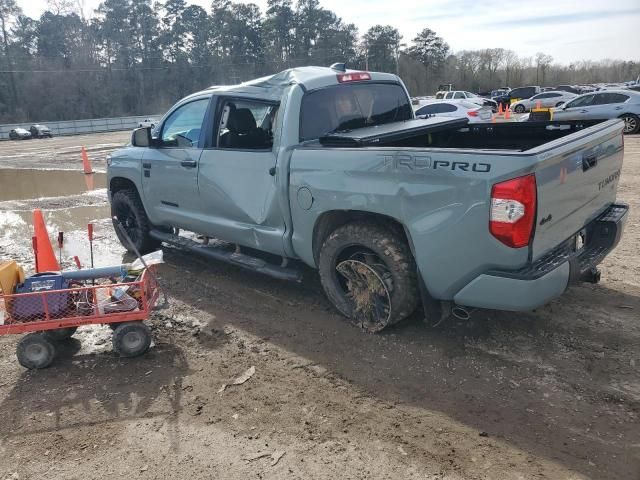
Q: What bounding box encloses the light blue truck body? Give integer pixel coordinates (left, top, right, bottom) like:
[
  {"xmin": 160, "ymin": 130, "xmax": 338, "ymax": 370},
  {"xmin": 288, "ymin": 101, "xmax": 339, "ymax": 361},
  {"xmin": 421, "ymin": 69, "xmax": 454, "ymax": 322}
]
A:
[{"xmin": 108, "ymin": 67, "xmax": 628, "ymax": 314}]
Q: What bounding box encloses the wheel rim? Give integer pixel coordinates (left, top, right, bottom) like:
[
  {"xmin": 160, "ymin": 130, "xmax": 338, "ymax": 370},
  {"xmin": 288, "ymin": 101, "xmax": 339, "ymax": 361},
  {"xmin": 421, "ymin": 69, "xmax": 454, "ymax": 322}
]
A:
[
  {"xmin": 335, "ymin": 249, "xmax": 392, "ymax": 332},
  {"xmin": 122, "ymin": 331, "xmax": 143, "ymax": 352},
  {"xmin": 114, "ymin": 202, "xmax": 140, "ymax": 243},
  {"xmin": 516, "ymin": 105, "xmax": 524, "ymax": 113},
  {"xmin": 26, "ymin": 343, "xmax": 48, "ymax": 363},
  {"xmin": 623, "ymin": 116, "xmax": 637, "ymax": 133}
]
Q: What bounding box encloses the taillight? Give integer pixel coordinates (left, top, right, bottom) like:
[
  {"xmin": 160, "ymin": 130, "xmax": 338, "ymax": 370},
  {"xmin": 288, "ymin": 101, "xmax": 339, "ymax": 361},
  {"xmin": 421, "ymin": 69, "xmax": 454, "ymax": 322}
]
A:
[
  {"xmin": 467, "ymin": 110, "xmax": 479, "ymax": 117},
  {"xmin": 337, "ymin": 72, "xmax": 371, "ymax": 83},
  {"xmin": 490, "ymin": 174, "xmax": 537, "ymax": 248}
]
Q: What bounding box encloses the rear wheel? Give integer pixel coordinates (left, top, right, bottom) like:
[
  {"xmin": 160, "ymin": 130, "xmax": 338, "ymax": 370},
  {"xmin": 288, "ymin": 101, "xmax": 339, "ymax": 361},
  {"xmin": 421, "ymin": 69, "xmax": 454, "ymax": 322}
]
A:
[
  {"xmin": 514, "ymin": 104, "xmax": 526, "ymax": 113},
  {"xmin": 318, "ymin": 222, "xmax": 419, "ymax": 332},
  {"xmin": 17, "ymin": 333, "xmax": 56, "ymax": 369},
  {"xmin": 112, "ymin": 321, "xmax": 152, "ymax": 358},
  {"xmin": 620, "ymin": 114, "xmax": 639, "ymax": 134},
  {"xmin": 111, "ymin": 189, "xmax": 160, "ymax": 254}
]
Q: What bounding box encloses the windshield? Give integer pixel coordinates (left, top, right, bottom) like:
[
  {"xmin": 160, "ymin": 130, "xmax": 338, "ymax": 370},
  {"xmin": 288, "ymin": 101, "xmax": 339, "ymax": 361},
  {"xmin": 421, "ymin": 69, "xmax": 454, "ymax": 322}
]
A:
[{"xmin": 300, "ymin": 82, "xmax": 412, "ymax": 141}]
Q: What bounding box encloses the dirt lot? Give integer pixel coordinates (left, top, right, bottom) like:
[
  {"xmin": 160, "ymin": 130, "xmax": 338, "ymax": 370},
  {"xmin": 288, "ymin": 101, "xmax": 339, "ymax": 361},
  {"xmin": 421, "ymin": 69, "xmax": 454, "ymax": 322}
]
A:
[{"xmin": 0, "ymin": 132, "xmax": 638, "ymax": 480}]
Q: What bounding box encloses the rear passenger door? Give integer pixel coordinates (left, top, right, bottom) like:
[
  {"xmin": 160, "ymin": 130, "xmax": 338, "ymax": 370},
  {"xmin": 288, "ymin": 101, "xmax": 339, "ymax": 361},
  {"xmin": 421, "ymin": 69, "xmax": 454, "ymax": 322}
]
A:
[{"xmin": 197, "ymin": 97, "xmax": 287, "ymax": 255}]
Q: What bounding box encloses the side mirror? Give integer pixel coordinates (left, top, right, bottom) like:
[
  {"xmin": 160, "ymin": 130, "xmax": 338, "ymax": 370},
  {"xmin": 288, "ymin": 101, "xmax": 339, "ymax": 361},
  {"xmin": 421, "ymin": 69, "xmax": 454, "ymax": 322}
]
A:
[{"xmin": 132, "ymin": 127, "xmax": 153, "ymax": 147}]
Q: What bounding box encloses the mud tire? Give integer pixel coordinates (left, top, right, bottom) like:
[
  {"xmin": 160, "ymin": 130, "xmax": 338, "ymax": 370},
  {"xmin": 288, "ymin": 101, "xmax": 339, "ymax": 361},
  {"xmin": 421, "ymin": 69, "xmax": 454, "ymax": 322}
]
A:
[
  {"xmin": 111, "ymin": 189, "xmax": 160, "ymax": 254},
  {"xmin": 318, "ymin": 222, "xmax": 419, "ymax": 332}
]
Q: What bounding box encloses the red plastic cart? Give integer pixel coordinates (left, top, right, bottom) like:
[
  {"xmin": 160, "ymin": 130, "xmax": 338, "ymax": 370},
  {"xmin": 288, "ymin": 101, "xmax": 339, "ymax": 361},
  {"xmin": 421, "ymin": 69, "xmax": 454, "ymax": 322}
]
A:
[{"xmin": 0, "ymin": 268, "xmax": 160, "ymax": 369}]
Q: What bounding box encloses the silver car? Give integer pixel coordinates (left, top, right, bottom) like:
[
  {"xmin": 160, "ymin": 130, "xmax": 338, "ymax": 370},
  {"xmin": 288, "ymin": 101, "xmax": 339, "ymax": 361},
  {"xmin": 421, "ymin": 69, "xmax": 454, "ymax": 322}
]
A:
[
  {"xmin": 552, "ymin": 90, "xmax": 640, "ymax": 134},
  {"xmin": 511, "ymin": 91, "xmax": 577, "ymax": 113},
  {"xmin": 415, "ymin": 100, "xmax": 493, "ymax": 123}
]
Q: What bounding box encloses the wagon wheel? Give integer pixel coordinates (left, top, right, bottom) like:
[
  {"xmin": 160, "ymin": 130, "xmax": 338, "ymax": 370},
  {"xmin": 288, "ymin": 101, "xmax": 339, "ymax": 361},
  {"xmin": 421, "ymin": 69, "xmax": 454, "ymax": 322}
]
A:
[{"xmin": 16, "ymin": 332, "xmax": 57, "ymax": 369}]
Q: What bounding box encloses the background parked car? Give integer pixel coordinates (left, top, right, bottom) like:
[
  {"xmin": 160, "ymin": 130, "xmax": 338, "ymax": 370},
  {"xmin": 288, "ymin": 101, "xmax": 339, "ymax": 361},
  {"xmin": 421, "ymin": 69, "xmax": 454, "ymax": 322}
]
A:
[
  {"xmin": 511, "ymin": 91, "xmax": 577, "ymax": 113},
  {"xmin": 552, "ymin": 90, "xmax": 640, "ymax": 134},
  {"xmin": 434, "ymin": 90, "xmax": 497, "ymax": 110},
  {"xmin": 29, "ymin": 124, "xmax": 52, "ymax": 138},
  {"xmin": 414, "ymin": 100, "xmax": 493, "ymax": 123},
  {"xmin": 138, "ymin": 118, "xmax": 158, "ymax": 128},
  {"xmin": 8, "ymin": 128, "xmax": 32, "ymax": 140},
  {"xmin": 555, "ymin": 85, "xmax": 581, "ymax": 94},
  {"xmin": 494, "ymin": 86, "xmax": 542, "ymax": 109}
]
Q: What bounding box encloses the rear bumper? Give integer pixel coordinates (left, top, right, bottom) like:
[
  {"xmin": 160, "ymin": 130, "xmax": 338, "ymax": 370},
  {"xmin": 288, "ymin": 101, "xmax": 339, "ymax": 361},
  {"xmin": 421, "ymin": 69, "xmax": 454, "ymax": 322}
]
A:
[{"xmin": 453, "ymin": 203, "xmax": 628, "ymax": 311}]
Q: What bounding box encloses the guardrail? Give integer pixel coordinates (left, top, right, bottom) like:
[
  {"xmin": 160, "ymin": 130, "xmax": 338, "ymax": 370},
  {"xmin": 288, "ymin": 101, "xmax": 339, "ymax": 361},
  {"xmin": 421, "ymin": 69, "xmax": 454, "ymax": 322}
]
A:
[{"xmin": 0, "ymin": 115, "xmax": 162, "ymax": 139}]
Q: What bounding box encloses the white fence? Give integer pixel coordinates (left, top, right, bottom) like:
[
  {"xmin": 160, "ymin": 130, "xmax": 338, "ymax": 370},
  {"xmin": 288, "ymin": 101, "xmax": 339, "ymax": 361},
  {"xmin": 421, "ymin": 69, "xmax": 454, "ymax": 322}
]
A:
[{"xmin": 0, "ymin": 115, "xmax": 162, "ymax": 139}]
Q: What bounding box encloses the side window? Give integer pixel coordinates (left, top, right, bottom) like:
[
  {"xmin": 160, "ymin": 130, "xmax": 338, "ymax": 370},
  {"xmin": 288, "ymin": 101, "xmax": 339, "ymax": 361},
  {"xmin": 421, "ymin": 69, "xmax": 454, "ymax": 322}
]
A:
[
  {"xmin": 548, "ymin": 93, "xmax": 561, "ymax": 98},
  {"xmin": 417, "ymin": 103, "xmax": 457, "ymax": 115},
  {"xmin": 445, "ymin": 92, "xmax": 454, "ymax": 99},
  {"xmin": 453, "ymin": 92, "xmax": 465, "ymax": 99},
  {"xmin": 217, "ymin": 98, "xmax": 278, "ymax": 150},
  {"xmin": 566, "ymin": 95, "xmax": 594, "ymax": 108},
  {"xmin": 161, "ymin": 99, "xmax": 209, "ymax": 148},
  {"xmin": 600, "ymin": 93, "xmax": 629, "ymax": 104}
]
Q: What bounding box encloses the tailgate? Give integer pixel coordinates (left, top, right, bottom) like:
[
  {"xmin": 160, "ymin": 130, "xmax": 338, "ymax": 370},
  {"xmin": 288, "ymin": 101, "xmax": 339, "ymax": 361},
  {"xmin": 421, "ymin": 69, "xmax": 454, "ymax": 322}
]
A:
[{"xmin": 531, "ymin": 120, "xmax": 624, "ymax": 260}]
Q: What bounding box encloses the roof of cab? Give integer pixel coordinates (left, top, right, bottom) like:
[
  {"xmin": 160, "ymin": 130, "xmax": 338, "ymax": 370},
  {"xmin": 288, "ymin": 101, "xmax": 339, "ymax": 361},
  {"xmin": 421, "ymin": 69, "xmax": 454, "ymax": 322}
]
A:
[{"xmin": 182, "ymin": 66, "xmax": 401, "ymax": 103}]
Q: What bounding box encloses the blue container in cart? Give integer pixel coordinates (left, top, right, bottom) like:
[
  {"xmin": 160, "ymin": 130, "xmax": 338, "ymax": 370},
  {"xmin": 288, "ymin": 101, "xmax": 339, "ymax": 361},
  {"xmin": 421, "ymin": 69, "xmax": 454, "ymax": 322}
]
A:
[{"xmin": 11, "ymin": 273, "xmax": 72, "ymax": 321}]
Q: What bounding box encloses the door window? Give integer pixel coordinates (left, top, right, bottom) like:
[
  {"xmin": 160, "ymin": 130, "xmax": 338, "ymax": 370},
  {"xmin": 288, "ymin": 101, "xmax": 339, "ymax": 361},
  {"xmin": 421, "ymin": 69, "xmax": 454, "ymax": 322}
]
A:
[
  {"xmin": 216, "ymin": 99, "xmax": 278, "ymax": 150},
  {"xmin": 161, "ymin": 99, "xmax": 209, "ymax": 148},
  {"xmin": 445, "ymin": 92, "xmax": 454, "ymax": 99},
  {"xmin": 453, "ymin": 92, "xmax": 465, "ymax": 99},
  {"xmin": 596, "ymin": 93, "xmax": 630, "ymax": 105},
  {"xmin": 565, "ymin": 95, "xmax": 595, "ymax": 108}
]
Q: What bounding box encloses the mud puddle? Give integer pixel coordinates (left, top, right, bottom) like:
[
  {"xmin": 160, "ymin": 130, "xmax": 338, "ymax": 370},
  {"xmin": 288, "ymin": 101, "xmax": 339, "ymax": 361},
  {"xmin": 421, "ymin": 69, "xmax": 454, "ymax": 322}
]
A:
[{"xmin": 0, "ymin": 168, "xmax": 106, "ymax": 201}]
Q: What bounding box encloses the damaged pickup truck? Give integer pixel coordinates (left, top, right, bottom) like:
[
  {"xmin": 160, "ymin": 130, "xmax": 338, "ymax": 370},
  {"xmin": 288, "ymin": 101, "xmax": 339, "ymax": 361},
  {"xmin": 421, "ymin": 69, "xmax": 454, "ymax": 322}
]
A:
[{"xmin": 107, "ymin": 65, "xmax": 628, "ymax": 332}]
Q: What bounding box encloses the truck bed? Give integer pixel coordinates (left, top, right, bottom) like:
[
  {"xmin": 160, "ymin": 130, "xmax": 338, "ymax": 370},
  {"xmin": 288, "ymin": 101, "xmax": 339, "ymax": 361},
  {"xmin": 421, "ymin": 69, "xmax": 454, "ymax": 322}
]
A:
[{"xmin": 320, "ymin": 118, "xmax": 608, "ymax": 152}]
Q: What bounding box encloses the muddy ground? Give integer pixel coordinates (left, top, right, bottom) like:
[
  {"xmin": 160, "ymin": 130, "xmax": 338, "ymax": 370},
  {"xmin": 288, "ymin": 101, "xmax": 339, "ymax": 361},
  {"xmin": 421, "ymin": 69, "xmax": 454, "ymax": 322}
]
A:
[{"xmin": 0, "ymin": 132, "xmax": 638, "ymax": 480}]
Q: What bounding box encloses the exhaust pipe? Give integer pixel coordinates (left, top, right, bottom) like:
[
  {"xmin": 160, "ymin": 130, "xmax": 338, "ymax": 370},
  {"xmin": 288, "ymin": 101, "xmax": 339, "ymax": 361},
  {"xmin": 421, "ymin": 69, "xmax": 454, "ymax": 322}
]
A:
[{"xmin": 451, "ymin": 305, "xmax": 472, "ymax": 320}]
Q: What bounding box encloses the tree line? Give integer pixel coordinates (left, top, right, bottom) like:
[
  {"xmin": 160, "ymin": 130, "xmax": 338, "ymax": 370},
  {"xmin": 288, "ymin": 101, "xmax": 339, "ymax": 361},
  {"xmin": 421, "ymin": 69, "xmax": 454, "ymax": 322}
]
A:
[{"xmin": 0, "ymin": 0, "xmax": 637, "ymax": 122}]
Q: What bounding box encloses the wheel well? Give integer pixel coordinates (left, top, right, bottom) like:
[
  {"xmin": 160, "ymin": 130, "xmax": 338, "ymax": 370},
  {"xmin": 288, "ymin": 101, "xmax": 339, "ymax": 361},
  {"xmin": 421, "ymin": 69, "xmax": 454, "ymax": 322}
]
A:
[
  {"xmin": 110, "ymin": 177, "xmax": 138, "ymax": 196},
  {"xmin": 312, "ymin": 210, "xmax": 413, "ymax": 264}
]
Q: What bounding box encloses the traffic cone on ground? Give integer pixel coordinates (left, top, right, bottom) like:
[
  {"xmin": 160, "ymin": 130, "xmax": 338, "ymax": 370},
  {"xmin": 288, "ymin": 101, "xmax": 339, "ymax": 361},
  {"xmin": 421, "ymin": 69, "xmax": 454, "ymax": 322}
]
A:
[
  {"xmin": 81, "ymin": 146, "xmax": 93, "ymax": 174},
  {"xmin": 32, "ymin": 209, "xmax": 60, "ymax": 272},
  {"xmin": 504, "ymin": 105, "xmax": 511, "ymax": 120},
  {"xmin": 498, "ymin": 103, "xmax": 504, "ymax": 116},
  {"xmin": 535, "ymin": 100, "xmax": 542, "ymax": 110}
]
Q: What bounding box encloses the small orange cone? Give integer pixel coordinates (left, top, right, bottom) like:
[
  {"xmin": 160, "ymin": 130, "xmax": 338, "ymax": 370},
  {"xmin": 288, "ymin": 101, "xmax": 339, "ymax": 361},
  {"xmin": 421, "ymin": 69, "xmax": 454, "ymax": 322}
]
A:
[
  {"xmin": 81, "ymin": 146, "xmax": 93, "ymax": 174},
  {"xmin": 84, "ymin": 173, "xmax": 95, "ymax": 191},
  {"xmin": 504, "ymin": 105, "xmax": 511, "ymax": 120},
  {"xmin": 535, "ymin": 100, "xmax": 542, "ymax": 110},
  {"xmin": 498, "ymin": 103, "xmax": 504, "ymax": 115},
  {"xmin": 32, "ymin": 209, "xmax": 60, "ymax": 272}
]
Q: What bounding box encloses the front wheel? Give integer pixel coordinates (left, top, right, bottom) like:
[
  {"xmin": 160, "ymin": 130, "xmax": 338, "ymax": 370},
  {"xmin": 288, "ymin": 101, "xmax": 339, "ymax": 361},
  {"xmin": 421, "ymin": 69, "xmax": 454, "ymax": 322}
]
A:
[
  {"xmin": 620, "ymin": 114, "xmax": 639, "ymax": 134},
  {"xmin": 318, "ymin": 222, "xmax": 419, "ymax": 332},
  {"xmin": 111, "ymin": 189, "xmax": 160, "ymax": 253},
  {"xmin": 514, "ymin": 104, "xmax": 526, "ymax": 113},
  {"xmin": 17, "ymin": 333, "xmax": 57, "ymax": 369}
]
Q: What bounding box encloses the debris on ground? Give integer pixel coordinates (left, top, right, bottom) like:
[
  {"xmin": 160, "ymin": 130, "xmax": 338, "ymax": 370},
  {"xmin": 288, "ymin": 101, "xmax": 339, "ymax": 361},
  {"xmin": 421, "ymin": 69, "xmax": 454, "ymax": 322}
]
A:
[{"xmin": 218, "ymin": 365, "xmax": 256, "ymax": 393}]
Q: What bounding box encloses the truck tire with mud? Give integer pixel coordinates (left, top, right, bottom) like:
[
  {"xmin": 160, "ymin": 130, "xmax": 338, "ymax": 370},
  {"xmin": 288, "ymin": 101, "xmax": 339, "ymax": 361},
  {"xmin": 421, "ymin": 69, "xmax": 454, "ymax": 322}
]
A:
[
  {"xmin": 318, "ymin": 222, "xmax": 419, "ymax": 332},
  {"xmin": 111, "ymin": 189, "xmax": 160, "ymax": 254}
]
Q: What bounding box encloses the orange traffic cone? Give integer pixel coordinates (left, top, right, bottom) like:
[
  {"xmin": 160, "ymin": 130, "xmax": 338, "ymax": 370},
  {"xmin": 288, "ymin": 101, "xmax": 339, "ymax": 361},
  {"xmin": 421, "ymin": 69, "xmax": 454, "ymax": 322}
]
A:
[
  {"xmin": 84, "ymin": 173, "xmax": 95, "ymax": 191},
  {"xmin": 81, "ymin": 146, "xmax": 93, "ymax": 174},
  {"xmin": 535, "ymin": 100, "xmax": 542, "ymax": 110},
  {"xmin": 498, "ymin": 103, "xmax": 504, "ymax": 116},
  {"xmin": 504, "ymin": 105, "xmax": 511, "ymax": 120},
  {"xmin": 32, "ymin": 209, "xmax": 60, "ymax": 272}
]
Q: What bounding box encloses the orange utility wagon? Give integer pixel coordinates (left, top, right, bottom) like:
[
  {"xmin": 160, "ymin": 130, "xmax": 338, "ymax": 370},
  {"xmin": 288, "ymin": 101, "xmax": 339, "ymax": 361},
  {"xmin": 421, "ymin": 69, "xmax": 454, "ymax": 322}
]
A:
[{"xmin": 0, "ymin": 267, "xmax": 160, "ymax": 369}]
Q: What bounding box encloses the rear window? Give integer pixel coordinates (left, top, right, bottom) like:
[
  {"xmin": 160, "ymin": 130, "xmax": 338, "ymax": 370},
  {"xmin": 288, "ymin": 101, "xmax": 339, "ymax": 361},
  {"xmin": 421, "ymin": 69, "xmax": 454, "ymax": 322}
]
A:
[
  {"xmin": 300, "ymin": 83, "xmax": 412, "ymax": 141},
  {"xmin": 416, "ymin": 103, "xmax": 458, "ymax": 115}
]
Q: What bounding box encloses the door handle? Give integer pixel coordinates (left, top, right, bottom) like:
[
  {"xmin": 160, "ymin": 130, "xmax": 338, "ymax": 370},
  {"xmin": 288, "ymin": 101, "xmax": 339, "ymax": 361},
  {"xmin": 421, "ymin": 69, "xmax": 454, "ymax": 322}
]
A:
[
  {"xmin": 180, "ymin": 160, "xmax": 197, "ymax": 168},
  {"xmin": 579, "ymin": 109, "xmax": 588, "ymax": 113}
]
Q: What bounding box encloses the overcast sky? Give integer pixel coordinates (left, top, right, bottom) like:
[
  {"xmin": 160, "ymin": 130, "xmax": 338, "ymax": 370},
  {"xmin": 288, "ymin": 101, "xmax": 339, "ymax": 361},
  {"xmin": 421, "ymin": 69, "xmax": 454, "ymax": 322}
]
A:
[{"xmin": 18, "ymin": 0, "xmax": 640, "ymax": 64}]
